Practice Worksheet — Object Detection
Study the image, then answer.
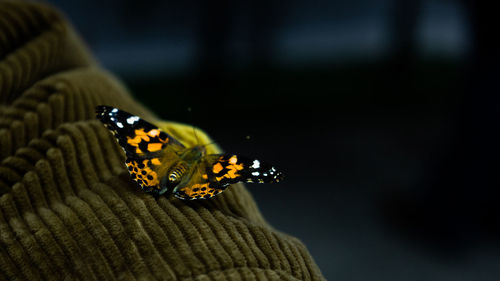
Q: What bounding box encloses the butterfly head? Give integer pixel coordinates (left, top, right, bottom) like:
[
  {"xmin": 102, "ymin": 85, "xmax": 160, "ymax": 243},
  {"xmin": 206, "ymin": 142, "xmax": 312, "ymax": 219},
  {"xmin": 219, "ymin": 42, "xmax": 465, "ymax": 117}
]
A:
[{"xmin": 179, "ymin": 145, "xmax": 206, "ymax": 161}]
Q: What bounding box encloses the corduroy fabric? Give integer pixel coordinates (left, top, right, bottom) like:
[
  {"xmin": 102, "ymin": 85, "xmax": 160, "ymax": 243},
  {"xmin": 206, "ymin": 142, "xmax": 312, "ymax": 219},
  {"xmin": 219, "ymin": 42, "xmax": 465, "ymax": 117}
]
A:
[{"xmin": 0, "ymin": 1, "xmax": 325, "ymax": 280}]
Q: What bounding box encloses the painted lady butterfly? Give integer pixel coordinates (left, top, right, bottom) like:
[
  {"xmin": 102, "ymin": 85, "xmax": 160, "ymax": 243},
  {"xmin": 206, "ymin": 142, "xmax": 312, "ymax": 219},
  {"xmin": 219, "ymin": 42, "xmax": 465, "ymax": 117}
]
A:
[{"xmin": 96, "ymin": 106, "xmax": 284, "ymax": 200}]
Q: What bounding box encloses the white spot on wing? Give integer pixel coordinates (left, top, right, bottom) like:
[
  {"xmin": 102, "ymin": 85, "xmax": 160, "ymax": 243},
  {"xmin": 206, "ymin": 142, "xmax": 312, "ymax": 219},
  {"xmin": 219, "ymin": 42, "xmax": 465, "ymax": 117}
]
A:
[
  {"xmin": 116, "ymin": 122, "xmax": 124, "ymax": 128},
  {"xmin": 112, "ymin": 108, "xmax": 118, "ymax": 113},
  {"xmin": 252, "ymin": 171, "xmax": 260, "ymax": 176},
  {"xmin": 127, "ymin": 116, "xmax": 140, "ymax": 124},
  {"xmin": 251, "ymin": 160, "xmax": 260, "ymax": 169}
]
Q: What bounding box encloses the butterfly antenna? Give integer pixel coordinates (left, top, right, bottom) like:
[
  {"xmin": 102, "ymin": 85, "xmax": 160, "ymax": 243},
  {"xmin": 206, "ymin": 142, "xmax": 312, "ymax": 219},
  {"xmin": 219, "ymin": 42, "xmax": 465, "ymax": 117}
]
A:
[
  {"xmin": 192, "ymin": 126, "xmax": 201, "ymax": 146},
  {"xmin": 186, "ymin": 106, "xmax": 201, "ymax": 146}
]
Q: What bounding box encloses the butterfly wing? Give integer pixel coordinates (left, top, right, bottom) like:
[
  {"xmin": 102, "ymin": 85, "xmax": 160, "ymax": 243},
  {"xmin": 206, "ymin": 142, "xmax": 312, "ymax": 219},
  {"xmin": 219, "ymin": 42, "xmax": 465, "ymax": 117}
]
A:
[
  {"xmin": 96, "ymin": 105, "xmax": 185, "ymax": 158},
  {"xmin": 96, "ymin": 106, "xmax": 185, "ymax": 195},
  {"xmin": 174, "ymin": 154, "xmax": 284, "ymax": 200}
]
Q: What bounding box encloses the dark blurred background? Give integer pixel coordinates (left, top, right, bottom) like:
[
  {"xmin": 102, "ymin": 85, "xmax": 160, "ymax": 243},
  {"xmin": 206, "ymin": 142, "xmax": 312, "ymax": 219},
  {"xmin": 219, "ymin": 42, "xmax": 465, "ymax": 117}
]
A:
[{"xmin": 47, "ymin": 0, "xmax": 499, "ymax": 279}]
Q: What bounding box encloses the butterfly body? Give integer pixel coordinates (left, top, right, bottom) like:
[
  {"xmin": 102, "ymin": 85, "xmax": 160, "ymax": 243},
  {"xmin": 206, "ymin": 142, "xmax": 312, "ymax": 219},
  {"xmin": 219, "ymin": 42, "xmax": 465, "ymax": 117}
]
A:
[
  {"xmin": 140, "ymin": 145, "xmax": 204, "ymax": 196},
  {"xmin": 163, "ymin": 145, "xmax": 205, "ymax": 194},
  {"xmin": 96, "ymin": 106, "xmax": 283, "ymax": 200}
]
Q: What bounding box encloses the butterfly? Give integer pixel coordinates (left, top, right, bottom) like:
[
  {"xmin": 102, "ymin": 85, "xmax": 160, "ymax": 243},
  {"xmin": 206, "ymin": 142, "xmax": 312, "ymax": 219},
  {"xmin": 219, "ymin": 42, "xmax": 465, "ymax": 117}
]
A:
[{"xmin": 95, "ymin": 106, "xmax": 284, "ymax": 200}]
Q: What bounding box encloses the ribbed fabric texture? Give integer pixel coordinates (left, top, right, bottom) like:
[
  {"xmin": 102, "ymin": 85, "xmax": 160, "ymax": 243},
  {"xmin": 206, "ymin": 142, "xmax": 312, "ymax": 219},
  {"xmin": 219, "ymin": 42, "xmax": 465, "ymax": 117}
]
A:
[{"xmin": 0, "ymin": 1, "xmax": 325, "ymax": 280}]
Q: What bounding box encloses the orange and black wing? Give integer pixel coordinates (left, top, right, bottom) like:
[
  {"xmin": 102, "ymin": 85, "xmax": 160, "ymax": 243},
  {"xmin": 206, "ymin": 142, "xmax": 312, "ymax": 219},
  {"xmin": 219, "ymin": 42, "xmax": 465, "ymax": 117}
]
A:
[
  {"xmin": 174, "ymin": 154, "xmax": 284, "ymax": 200},
  {"xmin": 96, "ymin": 105, "xmax": 184, "ymax": 158},
  {"xmin": 96, "ymin": 106, "xmax": 185, "ymax": 195}
]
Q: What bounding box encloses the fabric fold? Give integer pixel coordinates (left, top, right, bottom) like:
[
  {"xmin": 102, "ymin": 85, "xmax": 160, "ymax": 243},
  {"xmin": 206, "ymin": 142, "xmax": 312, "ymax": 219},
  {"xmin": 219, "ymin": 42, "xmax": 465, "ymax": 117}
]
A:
[{"xmin": 0, "ymin": 1, "xmax": 324, "ymax": 280}]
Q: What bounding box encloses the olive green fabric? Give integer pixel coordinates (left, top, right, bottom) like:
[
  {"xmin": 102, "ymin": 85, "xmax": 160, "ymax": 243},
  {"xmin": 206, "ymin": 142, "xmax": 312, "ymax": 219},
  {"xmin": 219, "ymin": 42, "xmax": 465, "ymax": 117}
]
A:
[{"xmin": 0, "ymin": 1, "xmax": 324, "ymax": 280}]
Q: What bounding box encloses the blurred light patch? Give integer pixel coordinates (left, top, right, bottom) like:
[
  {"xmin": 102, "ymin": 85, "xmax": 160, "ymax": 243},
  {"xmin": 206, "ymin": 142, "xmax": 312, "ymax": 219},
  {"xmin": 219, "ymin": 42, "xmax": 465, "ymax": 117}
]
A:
[
  {"xmin": 94, "ymin": 39, "xmax": 195, "ymax": 78},
  {"xmin": 275, "ymin": 21, "xmax": 388, "ymax": 65},
  {"xmin": 416, "ymin": 0, "xmax": 469, "ymax": 58},
  {"xmin": 49, "ymin": 0, "xmax": 470, "ymax": 76}
]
